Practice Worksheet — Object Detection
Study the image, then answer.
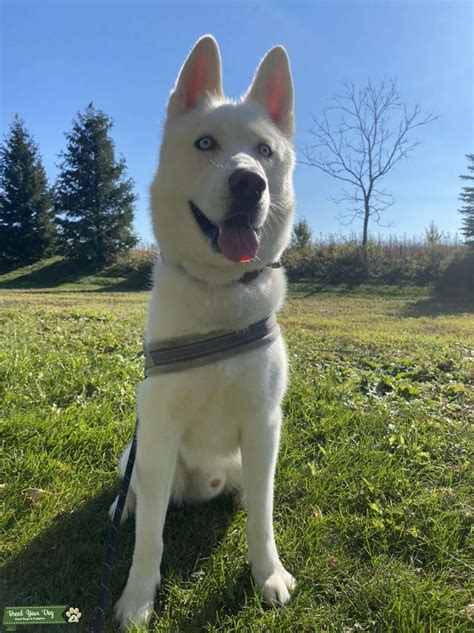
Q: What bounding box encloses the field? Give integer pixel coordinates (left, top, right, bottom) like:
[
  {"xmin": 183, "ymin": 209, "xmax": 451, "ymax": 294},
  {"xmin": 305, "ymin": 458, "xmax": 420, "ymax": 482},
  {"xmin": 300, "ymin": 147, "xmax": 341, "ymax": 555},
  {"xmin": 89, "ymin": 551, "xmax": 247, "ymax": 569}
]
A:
[{"xmin": 1, "ymin": 267, "xmax": 473, "ymax": 632}]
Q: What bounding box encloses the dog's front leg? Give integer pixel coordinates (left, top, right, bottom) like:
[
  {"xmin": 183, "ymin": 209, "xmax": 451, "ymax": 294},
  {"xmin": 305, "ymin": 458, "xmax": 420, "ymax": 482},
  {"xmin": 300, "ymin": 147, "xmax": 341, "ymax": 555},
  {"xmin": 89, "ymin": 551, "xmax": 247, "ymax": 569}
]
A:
[
  {"xmin": 114, "ymin": 389, "xmax": 180, "ymax": 628},
  {"xmin": 241, "ymin": 406, "xmax": 295, "ymax": 604}
]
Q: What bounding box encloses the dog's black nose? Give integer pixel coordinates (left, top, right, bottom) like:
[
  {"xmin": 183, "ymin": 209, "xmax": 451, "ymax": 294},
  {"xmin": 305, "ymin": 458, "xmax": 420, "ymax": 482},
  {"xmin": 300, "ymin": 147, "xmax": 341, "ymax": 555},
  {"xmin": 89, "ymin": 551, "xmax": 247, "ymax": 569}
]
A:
[{"xmin": 229, "ymin": 169, "xmax": 266, "ymax": 204}]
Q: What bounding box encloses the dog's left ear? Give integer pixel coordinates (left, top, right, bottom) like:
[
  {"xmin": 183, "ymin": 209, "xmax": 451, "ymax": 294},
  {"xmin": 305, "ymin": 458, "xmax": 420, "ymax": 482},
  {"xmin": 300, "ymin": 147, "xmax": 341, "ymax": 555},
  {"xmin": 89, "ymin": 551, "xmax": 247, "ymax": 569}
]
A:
[
  {"xmin": 167, "ymin": 35, "xmax": 223, "ymax": 119},
  {"xmin": 245, "ymin": 46, "xmax": 294, "ymax": 137}
]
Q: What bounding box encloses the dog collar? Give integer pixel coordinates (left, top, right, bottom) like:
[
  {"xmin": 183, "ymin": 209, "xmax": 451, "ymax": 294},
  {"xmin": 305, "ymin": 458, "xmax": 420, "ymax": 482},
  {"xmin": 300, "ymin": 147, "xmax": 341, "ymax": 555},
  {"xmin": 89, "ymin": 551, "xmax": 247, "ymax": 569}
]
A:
[
  {"xmin": 160, "ymin": 253, "xmax": 282, "ymax": 286},
  {"xmin": 238, "ymin": 260, "xmax": 282, "ymax": 284},
  {"xmin": 144, "ymin": 313, "xmax": 279, "ymax": 376}
]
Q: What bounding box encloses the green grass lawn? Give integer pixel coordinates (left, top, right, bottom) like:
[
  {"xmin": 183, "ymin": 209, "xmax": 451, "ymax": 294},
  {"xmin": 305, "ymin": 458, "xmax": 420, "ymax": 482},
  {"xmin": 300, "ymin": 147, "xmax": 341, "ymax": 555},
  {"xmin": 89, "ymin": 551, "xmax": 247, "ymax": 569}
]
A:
[{"xmin": 1, "ymin": 265, "xmax": 473, "ymax": 632}]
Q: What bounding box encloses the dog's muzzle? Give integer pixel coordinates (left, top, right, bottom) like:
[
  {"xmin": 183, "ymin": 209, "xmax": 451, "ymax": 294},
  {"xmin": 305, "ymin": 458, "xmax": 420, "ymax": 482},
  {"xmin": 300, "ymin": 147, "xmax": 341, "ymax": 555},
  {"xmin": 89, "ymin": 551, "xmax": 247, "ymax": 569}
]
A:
[
  {"xmin": 229, "ymin": 169, "xmax": 266, "ymax": 206},
  {"xmin": 190, "ymin": 202, "xmax": 264, "ymax": 264},
  {"xmin": 190, "ymin": 169, "xmax": 267, "ymax": 264}
]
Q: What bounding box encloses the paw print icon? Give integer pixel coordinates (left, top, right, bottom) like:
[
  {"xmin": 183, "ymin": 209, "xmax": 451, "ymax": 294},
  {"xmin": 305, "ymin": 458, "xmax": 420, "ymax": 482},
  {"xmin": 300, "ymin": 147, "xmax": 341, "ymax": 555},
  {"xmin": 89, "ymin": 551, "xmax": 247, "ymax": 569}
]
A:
[{"xmin": 66, "ymin": 608, "xmax": 82, "ymax": 623}]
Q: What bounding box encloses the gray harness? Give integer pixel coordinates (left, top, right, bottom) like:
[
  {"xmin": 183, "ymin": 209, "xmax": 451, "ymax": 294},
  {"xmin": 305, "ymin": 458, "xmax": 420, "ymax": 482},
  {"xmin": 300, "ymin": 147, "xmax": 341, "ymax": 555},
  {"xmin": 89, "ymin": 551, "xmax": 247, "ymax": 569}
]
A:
[{"xmin": 144, "ymin": 313, "xmax": 280, "ymax": 376}]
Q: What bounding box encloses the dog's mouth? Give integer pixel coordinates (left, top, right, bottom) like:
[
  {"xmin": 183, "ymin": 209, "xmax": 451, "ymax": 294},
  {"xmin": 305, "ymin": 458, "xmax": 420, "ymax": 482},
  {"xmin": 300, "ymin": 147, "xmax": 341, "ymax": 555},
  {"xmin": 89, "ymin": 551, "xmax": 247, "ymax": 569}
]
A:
[{"xmin": 190, "ymin": 201, "xmax": 261, "ymax": 263}]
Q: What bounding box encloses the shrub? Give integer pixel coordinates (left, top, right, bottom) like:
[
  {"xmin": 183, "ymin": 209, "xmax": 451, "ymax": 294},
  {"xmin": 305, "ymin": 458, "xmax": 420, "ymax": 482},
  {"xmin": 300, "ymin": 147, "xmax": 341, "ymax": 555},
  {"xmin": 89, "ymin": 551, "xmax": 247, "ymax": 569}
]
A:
[
  {"xmin": 106, "ymin": 245, "xmax": 157, "ymax": 277},
  {"xmin": 282, "ymin": 234, "xmax": 466, "ymax": 287},
  {"xmin": 434, "ymin": 250, "xmax": 474, "ymax": 300}
]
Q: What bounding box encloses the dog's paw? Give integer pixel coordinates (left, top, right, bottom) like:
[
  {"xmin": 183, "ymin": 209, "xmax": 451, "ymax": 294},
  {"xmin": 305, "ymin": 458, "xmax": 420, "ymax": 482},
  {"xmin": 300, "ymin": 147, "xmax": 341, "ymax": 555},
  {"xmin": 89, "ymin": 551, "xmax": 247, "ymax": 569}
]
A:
[
  {"xmin": 114, "ymin": 584, "xmax": 155, "ymax": 629},
  {"xmin": 252, "ymin": 565, "xmax": 296, "ymax": 605}
]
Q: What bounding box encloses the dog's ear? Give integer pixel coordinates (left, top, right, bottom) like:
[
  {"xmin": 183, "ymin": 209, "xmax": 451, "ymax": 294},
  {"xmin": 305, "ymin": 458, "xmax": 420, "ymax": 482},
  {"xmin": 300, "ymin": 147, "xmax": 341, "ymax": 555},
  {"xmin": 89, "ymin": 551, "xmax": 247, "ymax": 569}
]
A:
[
  {"xmin": 245, "ymin": 46, "xmax": 294, "ymax": 137},
  {"xmin": 167, "ymin": 35, "xmax": 223, "ymax": 118}
]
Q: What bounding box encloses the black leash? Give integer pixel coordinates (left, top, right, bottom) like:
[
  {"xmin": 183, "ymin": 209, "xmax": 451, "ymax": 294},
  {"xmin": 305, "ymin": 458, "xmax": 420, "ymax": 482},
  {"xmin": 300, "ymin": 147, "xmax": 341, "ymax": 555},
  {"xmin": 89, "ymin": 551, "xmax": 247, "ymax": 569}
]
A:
[{"xmin": 93, "ymin": 426, "xmax": 137, "ymax": 633}]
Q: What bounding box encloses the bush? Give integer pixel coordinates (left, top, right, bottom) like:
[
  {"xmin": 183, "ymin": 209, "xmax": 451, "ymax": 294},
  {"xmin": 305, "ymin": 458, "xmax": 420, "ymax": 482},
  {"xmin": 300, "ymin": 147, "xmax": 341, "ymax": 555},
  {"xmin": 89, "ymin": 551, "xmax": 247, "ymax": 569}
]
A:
[
  {"xmin": 105, "ymin": 245, "xmax": 157, "ymax": 277},
  {"xmin": 434, "ymin": 251, "xmax": 474, "ymax": 300},
  {"xmin": 282, "ymin": 235, "xmax": 466, "ymax": 287},
  {"xmin": 105, "ymin": 237, "xmax": 470, "ymax": 293}
]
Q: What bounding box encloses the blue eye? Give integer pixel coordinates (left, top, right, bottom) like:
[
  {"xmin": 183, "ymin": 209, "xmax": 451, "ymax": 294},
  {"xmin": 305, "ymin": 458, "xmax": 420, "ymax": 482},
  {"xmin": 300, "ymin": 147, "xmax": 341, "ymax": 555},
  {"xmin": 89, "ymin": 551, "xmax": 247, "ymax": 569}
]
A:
[
  {"xmin": 258, "ymin": 143, "xmax": 273, "ymax": 158},
  {"xmin": 195, "ymin": 135, "xmax": 217, "ymax": 151}
]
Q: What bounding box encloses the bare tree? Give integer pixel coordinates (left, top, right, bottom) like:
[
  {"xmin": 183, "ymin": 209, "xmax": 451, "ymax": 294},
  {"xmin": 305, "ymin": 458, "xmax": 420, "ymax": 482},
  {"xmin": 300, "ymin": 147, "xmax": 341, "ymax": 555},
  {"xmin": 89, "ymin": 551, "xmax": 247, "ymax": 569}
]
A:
[{"xmin": 301, "ymin": 79, "xmax": 438, "ymax": 245}]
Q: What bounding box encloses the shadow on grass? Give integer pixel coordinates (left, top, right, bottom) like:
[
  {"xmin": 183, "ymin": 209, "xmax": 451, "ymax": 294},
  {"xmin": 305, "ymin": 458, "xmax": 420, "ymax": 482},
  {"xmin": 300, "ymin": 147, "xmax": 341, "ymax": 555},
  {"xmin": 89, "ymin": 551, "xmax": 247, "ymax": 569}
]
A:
[
  {"xmin": 0, "ymin": 259, "xmax": 99, "ymax": 290},
  {"xmin": 289, "ymin": 280, "xmax": 428, "ymax": 300},
  {"xmin": 291, "ymin": 277, "xmax": 474, "ymax": 314},
  {"xmin": 3, "ymin": 488, "xmax": 241, "ymax": 632},
  {"xmin": 96, "ymin": 272, "xmax": 153, "ymax": 293},
  {"xmin": 0, "ymin": 261, "xmax": 19, "ymax": 275},
  {"xmin": 402, "ymin": 297, "xmax": 474, "ymax": 317},
  {"xmin": 0, "ymin": 258, "xmax": 153, "ymax": 293},
  {"xmin": 402, "ymin": 255, "xmax": 474, "ymax": 316}
]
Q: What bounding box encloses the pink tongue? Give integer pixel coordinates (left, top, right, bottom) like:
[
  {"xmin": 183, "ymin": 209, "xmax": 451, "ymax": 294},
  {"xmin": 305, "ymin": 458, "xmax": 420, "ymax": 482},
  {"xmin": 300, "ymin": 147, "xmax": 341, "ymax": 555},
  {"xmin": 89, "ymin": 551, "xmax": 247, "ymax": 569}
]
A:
[{"xmin": 218, "ymin": 223, "xmax": 259, "ymax": 263}]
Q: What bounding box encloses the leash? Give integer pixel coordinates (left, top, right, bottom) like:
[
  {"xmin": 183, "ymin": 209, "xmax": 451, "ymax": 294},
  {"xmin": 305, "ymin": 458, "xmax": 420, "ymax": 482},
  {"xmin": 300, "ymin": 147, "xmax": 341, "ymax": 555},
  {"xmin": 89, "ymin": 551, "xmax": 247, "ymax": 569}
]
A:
[
  {"xmin": 93, "ymin": 427, "xmax": 137, "ymax": 633},
  {"xmin": 92, "ymin": 312, "xmax": 279, "ymax": 631}
]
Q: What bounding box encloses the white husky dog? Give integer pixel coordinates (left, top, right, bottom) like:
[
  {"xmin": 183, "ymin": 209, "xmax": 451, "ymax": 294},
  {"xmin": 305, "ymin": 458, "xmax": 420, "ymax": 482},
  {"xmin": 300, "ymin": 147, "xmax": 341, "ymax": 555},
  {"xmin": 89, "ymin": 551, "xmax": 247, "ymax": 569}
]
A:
[{"xmin": 111, "ymin": 35, "xmax": 296, "ymax": 627}]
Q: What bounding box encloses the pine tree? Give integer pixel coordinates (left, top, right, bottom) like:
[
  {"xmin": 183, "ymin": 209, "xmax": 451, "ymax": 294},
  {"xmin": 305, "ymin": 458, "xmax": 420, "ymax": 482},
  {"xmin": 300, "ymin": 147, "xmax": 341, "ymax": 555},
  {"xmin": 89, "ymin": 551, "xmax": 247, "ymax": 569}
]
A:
[
  {"xmin": 425, "ymin": 221, "xmax": 445, "ymax": 245},
  {"xmin": 0, "ymin": 116, "xmax": 56, "ymax": 264},
  {"xmin": 291, "ymin": 217, "xmax": 313, "ymax": 249},
  {"xmin": 55, "ymin": 103, "xmax": 137, "ymax": 263},
  {"xmin": 458, "ymin": 154, "xmax": 474, "ymax": 246}
]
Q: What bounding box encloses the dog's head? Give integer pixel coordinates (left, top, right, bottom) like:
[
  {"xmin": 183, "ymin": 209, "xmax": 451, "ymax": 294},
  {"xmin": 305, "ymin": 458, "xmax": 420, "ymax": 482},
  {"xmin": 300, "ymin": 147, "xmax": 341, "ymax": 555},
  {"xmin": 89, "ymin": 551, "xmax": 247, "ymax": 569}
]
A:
[{"xmin": 151, "ymin": 35, "xmax": 295, "ymax": 282}]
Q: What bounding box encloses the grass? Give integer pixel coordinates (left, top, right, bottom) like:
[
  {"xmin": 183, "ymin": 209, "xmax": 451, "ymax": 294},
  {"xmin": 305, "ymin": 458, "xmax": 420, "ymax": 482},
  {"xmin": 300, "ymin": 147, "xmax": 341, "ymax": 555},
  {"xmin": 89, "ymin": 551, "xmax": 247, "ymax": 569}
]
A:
[
  {"xmin": 1, "ymin": 261, "xmax": 473, "ymax": 632},
  {"xmin": 0, "ymin": 252, "xmax": 156, "ymax": 293}
]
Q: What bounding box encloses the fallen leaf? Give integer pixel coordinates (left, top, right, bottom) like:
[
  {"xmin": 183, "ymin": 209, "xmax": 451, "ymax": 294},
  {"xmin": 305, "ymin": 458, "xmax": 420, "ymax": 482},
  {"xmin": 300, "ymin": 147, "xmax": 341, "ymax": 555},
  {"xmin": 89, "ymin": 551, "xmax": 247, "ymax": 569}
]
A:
[
  {"xmin": 22, "ymin": 488, "xmax": 47, "ymax": 505},
  {"xmin": 312, "ymin": 505, "xmax": 323, "ymax": 520},
  {"xmin": 325, "ymin": 556, "xmax": 339, "ymax": 570}
]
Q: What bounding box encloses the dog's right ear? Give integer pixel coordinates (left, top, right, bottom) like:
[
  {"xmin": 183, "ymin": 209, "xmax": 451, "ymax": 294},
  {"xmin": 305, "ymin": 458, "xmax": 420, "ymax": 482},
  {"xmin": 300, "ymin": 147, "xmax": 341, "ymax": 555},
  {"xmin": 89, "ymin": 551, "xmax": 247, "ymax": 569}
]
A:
[{"xmin": 167, "ymin": 35, "xmax": 223, "ymax": 118}]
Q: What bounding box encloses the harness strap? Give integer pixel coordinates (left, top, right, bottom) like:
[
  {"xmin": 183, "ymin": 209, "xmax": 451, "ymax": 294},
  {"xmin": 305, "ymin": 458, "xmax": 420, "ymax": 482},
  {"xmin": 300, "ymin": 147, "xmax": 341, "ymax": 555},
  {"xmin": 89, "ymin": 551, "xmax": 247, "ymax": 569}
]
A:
[{"xmin": 144, "ymin": 314, "xmax": 279, "ymax": 376}]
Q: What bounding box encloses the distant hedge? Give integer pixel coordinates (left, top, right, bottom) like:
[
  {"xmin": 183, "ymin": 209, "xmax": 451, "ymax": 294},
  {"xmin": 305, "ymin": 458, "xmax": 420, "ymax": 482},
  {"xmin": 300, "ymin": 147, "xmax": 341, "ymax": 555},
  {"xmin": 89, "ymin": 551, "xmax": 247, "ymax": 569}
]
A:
[
  {"xmin": 282, "ymin": 238, "xmax": 469, "ymax": 287},
  {"xmin": 110, "ymin": 237, "xmax": 472, "ymax": 297}
]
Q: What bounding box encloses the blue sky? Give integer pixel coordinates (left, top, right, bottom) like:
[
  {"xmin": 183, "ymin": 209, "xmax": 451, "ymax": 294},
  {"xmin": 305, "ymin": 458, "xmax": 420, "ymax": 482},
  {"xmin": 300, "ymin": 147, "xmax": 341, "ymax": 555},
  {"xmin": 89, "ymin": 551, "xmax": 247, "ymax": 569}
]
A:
[{"xmin": 1, "ymin": 0, "xmax": 472, "ymax": 243}]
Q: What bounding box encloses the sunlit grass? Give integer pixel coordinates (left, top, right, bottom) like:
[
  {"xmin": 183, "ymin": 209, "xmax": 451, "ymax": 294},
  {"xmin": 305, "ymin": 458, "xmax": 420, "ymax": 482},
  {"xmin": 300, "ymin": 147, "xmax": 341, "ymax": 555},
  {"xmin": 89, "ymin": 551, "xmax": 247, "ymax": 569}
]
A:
[{"xmin": 2, "ymin": 282, "xmax": 473, "ymax": 631}]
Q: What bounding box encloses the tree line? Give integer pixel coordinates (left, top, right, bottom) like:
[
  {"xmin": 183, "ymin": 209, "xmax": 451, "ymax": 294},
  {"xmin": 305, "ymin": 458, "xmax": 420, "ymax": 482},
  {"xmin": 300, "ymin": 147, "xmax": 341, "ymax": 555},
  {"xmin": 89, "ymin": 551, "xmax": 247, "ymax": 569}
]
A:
[
  {"xmin": 0, "ymin": 103, "xmax": 136, "ymax": 266},
  {"xmin": 1, "ymin": 80, "xmax": 473, "ymax": 268}
]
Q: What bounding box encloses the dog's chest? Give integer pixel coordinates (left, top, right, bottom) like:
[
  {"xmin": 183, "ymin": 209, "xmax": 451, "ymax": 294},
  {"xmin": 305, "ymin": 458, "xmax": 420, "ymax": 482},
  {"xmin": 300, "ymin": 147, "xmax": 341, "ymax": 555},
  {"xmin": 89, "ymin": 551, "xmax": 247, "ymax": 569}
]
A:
[
  {"xmin": 162, "ymin": 338, "xmax": 286, "ymax": 463},
  {"xmin": 142, "ymin": 263, "xmax": 288, "ymax": 462}
]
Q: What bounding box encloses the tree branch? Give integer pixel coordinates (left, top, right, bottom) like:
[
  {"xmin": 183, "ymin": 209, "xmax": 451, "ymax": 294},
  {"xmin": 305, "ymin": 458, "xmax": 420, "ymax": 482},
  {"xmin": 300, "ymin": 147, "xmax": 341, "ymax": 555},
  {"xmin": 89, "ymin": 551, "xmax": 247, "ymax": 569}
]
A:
[{"xmin": 299, "ymin": 77, "xmax": 438, "ymax": 242}]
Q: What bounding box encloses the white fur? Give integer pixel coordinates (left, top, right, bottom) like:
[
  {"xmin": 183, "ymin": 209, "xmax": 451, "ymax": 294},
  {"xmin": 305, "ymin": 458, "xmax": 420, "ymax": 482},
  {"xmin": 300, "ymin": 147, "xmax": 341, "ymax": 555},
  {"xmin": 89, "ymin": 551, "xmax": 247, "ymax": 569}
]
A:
[{"xmin": 111, "ymin": 35, "xmax": 296, "ymax": 628}]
